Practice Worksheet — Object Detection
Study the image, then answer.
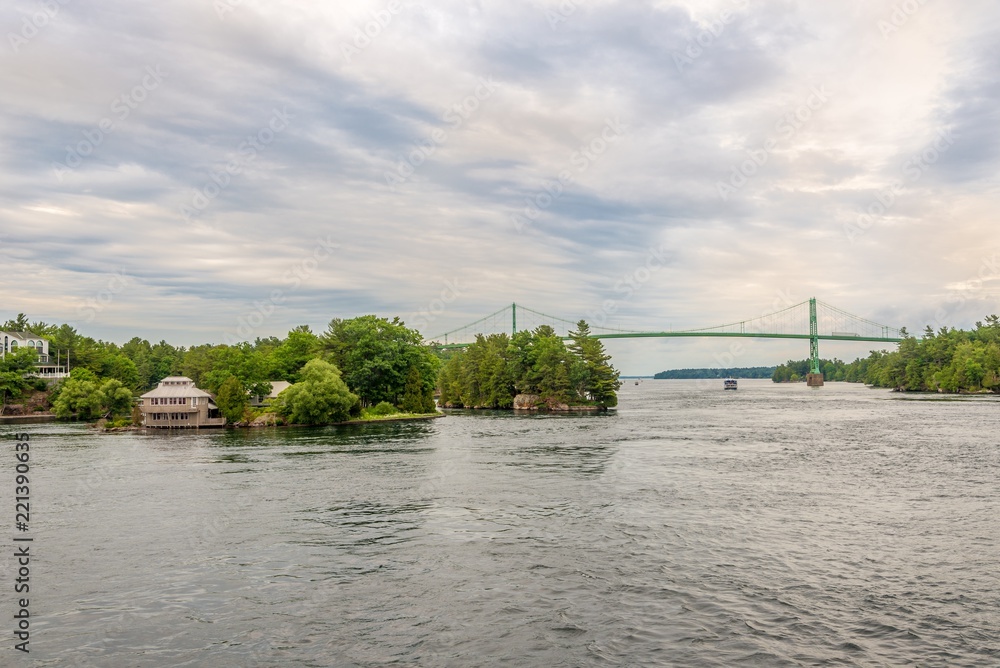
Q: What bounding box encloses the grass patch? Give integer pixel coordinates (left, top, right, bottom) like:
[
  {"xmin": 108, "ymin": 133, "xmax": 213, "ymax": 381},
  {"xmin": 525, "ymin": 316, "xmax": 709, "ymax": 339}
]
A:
[{"xmin": 355, "ymin": 410, "xmax": 437, "ymax": 422}]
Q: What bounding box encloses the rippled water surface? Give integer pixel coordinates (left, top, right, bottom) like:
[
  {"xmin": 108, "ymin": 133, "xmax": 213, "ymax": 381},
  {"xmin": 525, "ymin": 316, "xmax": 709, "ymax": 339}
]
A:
[{"xmin": 8, "ymin": 380, "xmax": 1000, "ymax": 666}]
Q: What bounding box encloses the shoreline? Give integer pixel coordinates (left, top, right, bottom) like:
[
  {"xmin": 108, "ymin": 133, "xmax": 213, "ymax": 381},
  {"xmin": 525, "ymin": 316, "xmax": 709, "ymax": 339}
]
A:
[
  {"xmin": 0, "ymin": 413, "xmax": 58, "ymax": 424},
  {"xmin": 99, "ymin": 412, "xmax": 446, "ymax": 433}
]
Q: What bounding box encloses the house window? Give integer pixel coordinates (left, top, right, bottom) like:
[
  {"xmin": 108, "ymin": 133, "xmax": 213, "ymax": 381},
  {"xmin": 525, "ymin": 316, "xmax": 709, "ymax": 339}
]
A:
[{"xmin": 9, "ymin": 341, "xmax": 16, "ymax": 350}]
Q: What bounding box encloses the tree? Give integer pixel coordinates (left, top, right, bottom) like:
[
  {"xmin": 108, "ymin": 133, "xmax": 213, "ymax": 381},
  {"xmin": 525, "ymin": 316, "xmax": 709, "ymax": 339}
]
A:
[
  {"xmin": 273, "ymin": 359, "xmax": 358, "ymax": 425},
  {"xmin": 0, "ymin": 347, "xmax": 41, "ymax": 414},
  {"xmin": 1, "ymin": 313, "xmax": 30, "ymax": 331},
  {"xmin": 321, "ymin": 315, "xmax": 439, "ymax": 407},
  {"xmin": 399, "ymin": 365, "xmax": 436, "ymax": 413},
  {"xmin": 0, "ymin": 372, "xmax": 28, "ymax": 415},
  {"xmin": 53, "ymin": 378, "xmax": 103, "ymax": 420},
  {"xmin": 530, "ymin": 331, "xmax": 572, "ymax": 403},
  {"xmin": 100, "ymin": 353, "xmax": 141, "ymax": 389},
  {"xmin": 99, "ymin": 379, "xmax": 135, "ymax": 418},
  {"xmin": 267, "ymin": 326, "xmax": 319, "ymax": 382},
  {"xmin": 215, "ymin": 375, "xmax": 249, "ymax": 424},
  {"xmin": 569, "ymin": 320, "xmax": 621, "ymax": 407}
]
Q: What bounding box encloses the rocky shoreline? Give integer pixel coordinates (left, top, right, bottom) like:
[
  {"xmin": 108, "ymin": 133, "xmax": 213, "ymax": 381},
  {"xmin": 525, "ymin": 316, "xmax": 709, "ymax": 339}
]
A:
[{"xmin": 440, "ymin": 393, "xmax": 607, "ymax": 412}]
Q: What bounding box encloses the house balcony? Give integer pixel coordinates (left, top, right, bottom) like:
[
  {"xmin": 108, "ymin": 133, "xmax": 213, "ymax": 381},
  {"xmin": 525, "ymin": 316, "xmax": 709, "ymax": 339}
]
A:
[
  {"xmin": 142, "ymin": 414, "xmax": 226, "ymax": 428},
  {"xmin": 141, "ymin": 404, "xmax": 198, "ymax": 412},
  {"xmin": 29, "ymin": 370, "xmax": 69, "ymax": 379}
]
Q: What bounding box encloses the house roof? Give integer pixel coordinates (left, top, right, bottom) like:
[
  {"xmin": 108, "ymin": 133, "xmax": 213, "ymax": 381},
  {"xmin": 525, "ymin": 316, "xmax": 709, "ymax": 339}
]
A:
[
  {"xmin": 141, "ymin": 376, "xmax": 213, "ymax": 399},
  {"xmin": 266, "ymin": 381, "xmax": 292, "ymax": 398},
  {"xmin": 1, "ymin": 331, "xmax": 45, "ymax": 341}
]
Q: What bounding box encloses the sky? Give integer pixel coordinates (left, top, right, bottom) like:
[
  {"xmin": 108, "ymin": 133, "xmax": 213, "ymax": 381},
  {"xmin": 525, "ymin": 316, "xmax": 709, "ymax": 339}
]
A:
[{"xmin": 1, "ymin": 0, "xmax": 999, "ymax": 374}]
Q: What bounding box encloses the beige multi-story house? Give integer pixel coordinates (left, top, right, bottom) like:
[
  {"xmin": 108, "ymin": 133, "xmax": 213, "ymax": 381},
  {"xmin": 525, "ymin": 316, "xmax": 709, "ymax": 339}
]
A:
[{"xmin": 139, "ymin": 376, "xmax": 226, "ymax": 428}]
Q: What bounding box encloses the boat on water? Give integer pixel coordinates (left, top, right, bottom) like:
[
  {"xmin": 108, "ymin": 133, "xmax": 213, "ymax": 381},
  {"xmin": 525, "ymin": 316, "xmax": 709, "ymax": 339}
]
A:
[{"xmin": 723, "ymin": 378, "xmax": 738, "ymax": 390}]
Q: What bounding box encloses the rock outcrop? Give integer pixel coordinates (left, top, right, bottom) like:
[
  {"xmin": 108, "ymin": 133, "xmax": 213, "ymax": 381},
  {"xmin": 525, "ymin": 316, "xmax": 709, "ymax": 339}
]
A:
[
  {"xmin": 249, "ymin": 412, "xmax": 280, "ymax": 427},
  {"xmin": 513, "ymin": 393, "xmax": 541, "ymax": 410}
]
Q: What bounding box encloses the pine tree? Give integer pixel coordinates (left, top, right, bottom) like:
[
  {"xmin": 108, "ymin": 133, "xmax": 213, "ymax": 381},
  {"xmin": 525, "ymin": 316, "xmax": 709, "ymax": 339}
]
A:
[{"xmin": 569, "ymin": 320, "xmax": 621, "ymax": 407}]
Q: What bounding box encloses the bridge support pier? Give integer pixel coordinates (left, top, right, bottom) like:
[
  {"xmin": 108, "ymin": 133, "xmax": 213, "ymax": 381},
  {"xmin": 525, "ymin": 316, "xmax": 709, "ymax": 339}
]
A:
[{"xmin": 806, "ymin": 373, "xmax": 824, "ymax": 387}]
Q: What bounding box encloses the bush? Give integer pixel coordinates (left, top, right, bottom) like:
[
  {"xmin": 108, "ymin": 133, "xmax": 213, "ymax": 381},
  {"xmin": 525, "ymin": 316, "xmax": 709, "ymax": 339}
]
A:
[
  {"xmin": 369, "ymin": 401, "xmax": 398, "ymax": 416},
  {"xmin": 273, "ymin": 359, "xmax": 357, "ymax": 425}
]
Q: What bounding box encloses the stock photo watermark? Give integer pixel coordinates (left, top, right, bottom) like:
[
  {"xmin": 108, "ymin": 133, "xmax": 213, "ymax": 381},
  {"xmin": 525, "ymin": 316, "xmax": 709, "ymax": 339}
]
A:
[
  {"xmin": 340, "ymin": 0, "xmax": 403, "ymax": 63},
  {"xmin": 222, "ymin": 235, "xmax": 336, "ymax": 344},
  {"xmin": 544, "ymin": 0, "xmax": 582, "ymax": 29},
  {"xmin": 7, "ymin": 0, "xmax": 71, "ymax": 53},
  {"xmin": 52, "ymin": 65, "xmax": 166, "ymax": 181},
  {"xmin": 180, "ymin": 106, "xmax": 293, "ymax": 221},
  {"xmin": 511, "ymin": 116, "xmax": 625, "ymax": 232},
  {"xmin": 584, "ymin": 245, "xmax": 670, "ymax": 328},
  {"xmin": 931, "ymin": 252, "xmax": 1000, "ymax": 329},
  {"xmin": 214, "ymin": 0, "xmax": 246, "ymax": 20},
  {"xmin": 384, "ymin": 77, "xmax": 499, "ymax": 190},
  {"xmin": 410, "ymin": 278, "xmax": 462, "ymax": 333},
  {"xmin": 843, "ymin": 127, "xmax": 954, "ymax": 243},
  {"xmin": 673, "ymin": 0, "xmax": 749, "ymax": 72},
  {"xmin": 878, "ymin": 0, "xmax": 930, "ymax": 38},
  {"xmin": 697, "ymin": 289, "xmax": 798, "ymax": 386},
  {"xmin": 717, "ymin": 84, "xmax": 829, "ymax": 201},
  {"xmin": 76, "ymin": 269, "xmax": 132, "ymax": 324}
]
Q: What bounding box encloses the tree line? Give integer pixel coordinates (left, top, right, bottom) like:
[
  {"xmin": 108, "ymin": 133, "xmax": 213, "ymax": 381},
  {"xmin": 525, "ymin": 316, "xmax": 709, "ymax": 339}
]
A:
[
  {"xmin": 437, "ymin": 321, "xmax": 621, "ymax": 409},
  {"xmin": 1, "ymin": 313, "xmax": 439, "ymax": 424},
  {"xmin": 771, "ymin": 315, "xmax": 1000, "ymax": 392}
]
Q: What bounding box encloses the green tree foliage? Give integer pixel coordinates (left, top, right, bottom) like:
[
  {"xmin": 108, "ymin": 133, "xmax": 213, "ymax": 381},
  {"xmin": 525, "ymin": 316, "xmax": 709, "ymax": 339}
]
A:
[
  {"xmin": 273, "ymin": 359, "xmax": 358, "ymax": 425},
  {"xmin": 400, "ymin": 365, "xmax": 437, "ymax": 413},
  {"xmin": 267, "ymin": 326, "xmax": 319, "ymax": 382},
  {"xmin": 99, "ymin": 353, "xmax": 141, "ymax": 389},
  {"xmin": 215, "ymin": 375, "xmax": 249, "ymax": 424},
  {"xmin": 772, "ymin": 358, "xmax": 850, "ymax": 383},
  {"xmin": 569, "ymin": 320, "xmax": 622, "ymax": 407},
  {"xmin": 52, "ymin": 375, "xmax": 135, "ymax": 420},
  {"xmin": 786, "ymin": 316, "xmax": 1000, "ymax": 393},
  {"xmin": 53, "ymin": 378, "xmax": 104, "ymax": 419},
  {"xmin": 100, "ymin": 379, "xmax": 135, "ymax": 418},
  {"xmin": 321, "ymin": 315, "xmax": 439, "ymax": 408},
  {"xmin": 439, "ymin": 323, "xmax": 621, "ymax": 409},
  {"xmin": 1, "ymin": 313, "xmax": 30, "ymax": 331},
  {"xmin": 368, "ymin": 401, "xmax": 398, "ymax": 417},
  {"xmin": 183, "ymin": 343, "xmax": 271, "ymax": 398},
  {"xmin": 0, "ymin": 346, "xmax": 39, "ymax": 412},
  {"xmin": 439, "ymin": 333, "xmax": 516, "ymax": 408}
]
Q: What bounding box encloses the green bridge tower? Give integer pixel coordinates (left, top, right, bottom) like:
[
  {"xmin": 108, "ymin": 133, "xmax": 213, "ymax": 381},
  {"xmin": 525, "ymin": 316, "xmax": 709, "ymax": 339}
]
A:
[{"xmin": 806, "ymin": 297, "xmax": 824, "ymax": 387}]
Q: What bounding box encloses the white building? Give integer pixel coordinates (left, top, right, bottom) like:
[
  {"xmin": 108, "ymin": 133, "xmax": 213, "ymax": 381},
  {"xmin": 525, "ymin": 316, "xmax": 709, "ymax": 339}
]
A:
[
  {"xmin": 250, "ymin": 380, "xmax": 292, "ymax": 407},
  {"xmin": 0, "ymin": 331, "xmax": 68, "ymax": 378}
]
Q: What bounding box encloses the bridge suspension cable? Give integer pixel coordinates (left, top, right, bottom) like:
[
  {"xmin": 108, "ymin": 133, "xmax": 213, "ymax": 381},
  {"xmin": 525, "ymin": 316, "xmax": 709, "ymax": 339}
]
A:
[{"xmin": 425, "ymin": 299, "xmax": 904, "ymax": 354}]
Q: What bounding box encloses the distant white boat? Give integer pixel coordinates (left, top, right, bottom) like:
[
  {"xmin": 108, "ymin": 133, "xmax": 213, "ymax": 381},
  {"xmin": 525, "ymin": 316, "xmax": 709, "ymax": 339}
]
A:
[{"xmin": 724, "ymin": 378, "xmax": 738, "ymax": 390}]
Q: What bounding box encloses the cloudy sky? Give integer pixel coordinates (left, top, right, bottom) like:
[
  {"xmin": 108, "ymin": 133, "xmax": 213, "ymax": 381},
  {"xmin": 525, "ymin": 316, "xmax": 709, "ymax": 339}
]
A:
[{"xmin": 2, "ymin": 0, "xmax": 998, "ymax": 373}]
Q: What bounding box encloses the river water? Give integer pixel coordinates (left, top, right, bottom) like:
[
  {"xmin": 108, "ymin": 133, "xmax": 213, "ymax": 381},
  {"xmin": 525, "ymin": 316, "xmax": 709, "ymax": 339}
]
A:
[{"xmin": 6, "ymin": 380, "xmax": 1000, "ymax": 666}]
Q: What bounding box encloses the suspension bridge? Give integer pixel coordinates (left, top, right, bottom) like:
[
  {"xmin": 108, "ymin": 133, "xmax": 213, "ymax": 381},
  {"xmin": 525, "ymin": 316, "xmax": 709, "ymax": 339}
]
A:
[{"xmin": 427, "ymin": 298, "xmax": 904, "ymax": 387}]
